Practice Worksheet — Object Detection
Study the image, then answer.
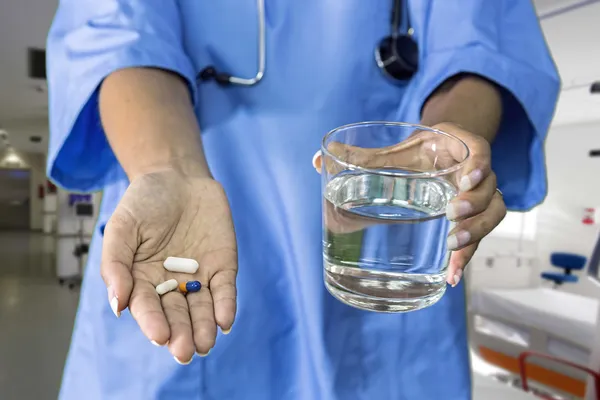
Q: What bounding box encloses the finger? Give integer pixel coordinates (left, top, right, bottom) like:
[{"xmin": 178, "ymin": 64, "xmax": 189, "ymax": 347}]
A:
[
  {"xmin": 210, "ymin": 269, "xmax": 237, "ymax": 332},
  {"xmin": 447, "ymin": 192, "xmax": 507, "ymax": 251},
  {"xmin": 434, "ymin": 123, "xmax": 492, "ymax": 192},
  {"xmin": 447, "ymin": 242, "xmax": 479, "ymax": 287},
  {"xmin": 313, "ymin": 150, "xmax": 323, "ymax": 173},
  {"xmin": 162, "ymin": 291, "xmax": 195, "ymax": 364},
  {"xmin": 100, "ymin": 210, "xmax": 137, "ymax": 318},
  {"xmin": 325, "ymin": 140, "xmax": 422, "ymax": 172},
  {"xmin": 129, "ymin": 278, "xmax": 170, "ymax": 346},
  {"xmin": 187, "ymin": 287, "xmax": 217, "ymax": 355},
  {"xmin": 446, "ymin": 173, "xmax": 497, "ymax": 221}
]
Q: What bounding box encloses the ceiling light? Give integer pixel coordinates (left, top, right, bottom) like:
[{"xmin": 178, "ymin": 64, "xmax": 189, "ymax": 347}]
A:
[{"xmin": 4, "ymin": 153, "xmax": 21, "ymax": 164}]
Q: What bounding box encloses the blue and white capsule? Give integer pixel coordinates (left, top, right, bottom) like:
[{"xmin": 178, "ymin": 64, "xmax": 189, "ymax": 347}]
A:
[{"xmin": 179, "ymin": 281, "xmax": 202, "ymax": 294}]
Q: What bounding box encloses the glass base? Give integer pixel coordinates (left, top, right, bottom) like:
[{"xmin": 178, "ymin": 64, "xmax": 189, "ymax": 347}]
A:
[{"xmin": 324, "ymin": 271, "xmax": 447, "ymax": 313}]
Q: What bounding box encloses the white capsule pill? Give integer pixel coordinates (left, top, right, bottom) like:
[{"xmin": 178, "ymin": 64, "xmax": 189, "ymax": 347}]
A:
[
  {"xmin": 163, "ymin": 257, "xmax": 199, "ymax": 274},
  {"xmin": 156, "ymin": 279, "xmax": 178, "ymax": 295}
]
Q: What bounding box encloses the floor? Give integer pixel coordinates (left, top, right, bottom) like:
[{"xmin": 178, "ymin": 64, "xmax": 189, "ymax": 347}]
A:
[{"xmin": 0, "ymin": 231, "xmax": 79, "ymax": 400}]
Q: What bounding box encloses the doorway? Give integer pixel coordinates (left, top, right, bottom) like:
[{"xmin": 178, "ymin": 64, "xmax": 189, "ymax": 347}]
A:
[{"xmin": 0, "ymin": 168, "xmax": 31, "ymax": 230}]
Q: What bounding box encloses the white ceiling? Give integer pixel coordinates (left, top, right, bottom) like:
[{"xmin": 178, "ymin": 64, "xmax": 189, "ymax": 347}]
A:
[{"xmin": 0, "ymin": 0, "xmax": 599, "ymax": 154}]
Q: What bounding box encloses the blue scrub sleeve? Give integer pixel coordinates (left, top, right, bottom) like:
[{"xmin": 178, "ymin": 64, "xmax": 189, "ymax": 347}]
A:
[
  {"xmin": 411, "ymin": 0, "xmax": 560, "ymax": 211},
  {"xmin": 46, "ymin": 0, "xmax": 198, "ymax": 192}
]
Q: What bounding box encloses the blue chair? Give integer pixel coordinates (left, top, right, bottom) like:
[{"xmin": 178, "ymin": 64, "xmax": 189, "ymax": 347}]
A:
[{"xmin": 541, "ymin": 252, "xmax": 587, "ymax": 287}]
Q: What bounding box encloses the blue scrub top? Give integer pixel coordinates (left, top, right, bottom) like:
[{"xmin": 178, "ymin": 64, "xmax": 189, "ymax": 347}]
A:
[{"xmin": 47, "ymin": 1, "xmax": 559, "ymax": 399}]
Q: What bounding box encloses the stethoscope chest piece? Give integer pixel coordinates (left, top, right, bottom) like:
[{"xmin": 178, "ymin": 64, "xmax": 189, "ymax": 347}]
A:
[{"xmin": 375, "ymin": 33, "xmax": 419, "ymax": 82}]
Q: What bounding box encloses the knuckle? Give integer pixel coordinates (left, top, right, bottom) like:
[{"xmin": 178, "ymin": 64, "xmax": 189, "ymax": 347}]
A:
[{"xmin": 435, "ymin": 122, "xmax": 462, "ymax": 132}]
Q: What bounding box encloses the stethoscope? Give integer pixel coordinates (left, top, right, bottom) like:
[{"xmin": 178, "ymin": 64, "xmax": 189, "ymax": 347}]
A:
[{"xmin": 197, "ymin": 0, "xmax": 418, "ymax": 87}]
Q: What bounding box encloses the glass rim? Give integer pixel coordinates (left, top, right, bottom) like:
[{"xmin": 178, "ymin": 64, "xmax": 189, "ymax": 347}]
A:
[{"xmin": 321, "ymin": 121, "xmax": 470, "ymax": 178}]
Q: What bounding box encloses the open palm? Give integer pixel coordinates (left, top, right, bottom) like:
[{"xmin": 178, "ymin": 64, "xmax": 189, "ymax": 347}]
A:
[{"xmin": 101, "ymin": 169, "xmax": 237, "ymax": 364}]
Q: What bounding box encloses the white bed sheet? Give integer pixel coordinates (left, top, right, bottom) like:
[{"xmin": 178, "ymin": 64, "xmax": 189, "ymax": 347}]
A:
[
  {"xmin": 473, "ymin": 373, "xmax": 536, "ymax": 399},
  {"xmin": 470, "ymin": 288, "xmax": 598, "ymax": 350}
]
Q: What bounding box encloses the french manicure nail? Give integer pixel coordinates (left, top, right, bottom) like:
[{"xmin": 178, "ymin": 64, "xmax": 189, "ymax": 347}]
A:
[
  {"xmin": 312, "ymin": 150, "xmax": 322, "ymax": 172},
  {"xmin": 447, "ymin": 230, "xmax": 470, "ymax": 250},
  {"xmin": 446, "ymin": 200, "xmax": 472, "ymax": 220},
  {"xmin": 151, "ymin": 340, "xmax": 163, "ymax": 347},
  {"xmin": 197, "ymin": 349, "xmax": 211, "ymax": 357},
  {"xmin": 452, "ymin": 269, "xmax": 463, "ymax": 287},
  {"xmin": 459, "ymin": 169, "xmax": 483, "ymax": 192},
  {"xmin": 107, "ymin": 286, "xmax": 120, "ymax": 318},
  {"xmin": 174, "ymin": 356, "xmax": 192, "ymax": 366},
  {"xmin": 222, "ymin": 327, "xmax": 232, "ymax": 335}
]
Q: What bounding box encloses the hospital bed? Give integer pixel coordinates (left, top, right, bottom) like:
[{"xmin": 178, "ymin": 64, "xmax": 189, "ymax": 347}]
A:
[
  {"xmin": 472, "ymin": 372, "xmax": 540, "ymax": 399},
  {"xmin": 468, "ymin": 287, "xmax": 598, "ymax": 398}
]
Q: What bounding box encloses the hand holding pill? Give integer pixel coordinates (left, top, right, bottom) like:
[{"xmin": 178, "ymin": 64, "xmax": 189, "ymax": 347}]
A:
[{"xmin": 99, "ymin": 171, "xmax": 238, "ymax": 365}]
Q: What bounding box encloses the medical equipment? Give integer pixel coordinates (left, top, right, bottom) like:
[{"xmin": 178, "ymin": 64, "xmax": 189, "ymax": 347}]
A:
[
  {"xmin": 469, "ymin": 287, "xmax": 598, "ymax": 398},
  {"xmin": 519, "ymin": 351, "xmax": 600, "ymax": 400},
  {"xmin": 473, "ymin": 372, "xmax": 544, "ymax": 400},
  {"xmin": 375, "ymin": 0, "xmax": 419, "ymax": 82},
  {"xmin": 198, "ymin": 0, "xmax": 418, "ymax": 86},
  {"xmin": 156, "ymin": 279, "xmax": 179, "ymax": 295},
  {"xmin": 56, "ymin": 193, "xmax": 95, "ymax": 290},
  {"xmin": 163, "ymin": 257, "xmax": 199, "ymax": 273},
  {"xmin": 179, "ymin": 281, "xmax": 202, "ymax": 294},
  {"xmin": 198, "ymin": 0, "xmax": 266, "ymax": 86}
]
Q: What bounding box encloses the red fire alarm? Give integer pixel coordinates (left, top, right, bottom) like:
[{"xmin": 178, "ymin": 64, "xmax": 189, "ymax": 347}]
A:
[
  {"xmin": 46, "ymin": 180, "xmax": 57, "ymax": 194},
  {"xmin": 583, "ymin": 208, "xmax": 595, "ymax": 225}
]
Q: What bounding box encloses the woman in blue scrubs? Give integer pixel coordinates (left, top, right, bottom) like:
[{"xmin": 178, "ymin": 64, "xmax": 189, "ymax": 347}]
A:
[{"xmin": 47, "ymin": 0, "xmax": 559, "ymax": 398}]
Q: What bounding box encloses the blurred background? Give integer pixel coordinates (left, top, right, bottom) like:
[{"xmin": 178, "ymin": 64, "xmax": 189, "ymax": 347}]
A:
[{"xmin": 1, "ymin": 0, "xmax": 600, "ymax": 399}]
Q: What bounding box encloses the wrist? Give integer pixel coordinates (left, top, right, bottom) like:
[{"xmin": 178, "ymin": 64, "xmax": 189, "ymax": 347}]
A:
[{"xmin": 127, "ymin": 154, "xmax": 212, "ymax": 182}]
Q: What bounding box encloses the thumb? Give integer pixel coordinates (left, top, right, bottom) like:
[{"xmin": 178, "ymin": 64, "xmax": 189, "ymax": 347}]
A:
[
  {"xmin": 447, "ymin": 242, "xmax": 478, "ymax": 288},
  {"xmin": 101, "ymin": 210, "xmax": 137, "ymax": 317}
]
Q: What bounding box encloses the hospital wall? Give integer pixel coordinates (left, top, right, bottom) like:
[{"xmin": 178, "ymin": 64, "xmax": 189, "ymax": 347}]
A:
[
  {"xmin": 468, "ymin": 120, "xmax": 600, "ymax": 296},
  {"xmin": 535, "ymin": 120, "xmax": 600, "ymax": 298}
]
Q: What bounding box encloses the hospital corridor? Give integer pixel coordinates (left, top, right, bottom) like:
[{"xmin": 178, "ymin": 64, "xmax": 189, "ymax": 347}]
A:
[{"xmin": 2, "ymin": 0, "xmax": 600, "ymax": 399}]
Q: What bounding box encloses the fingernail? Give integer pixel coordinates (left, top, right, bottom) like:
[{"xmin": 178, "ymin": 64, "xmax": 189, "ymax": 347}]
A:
[
  {"xmin": 222, "ymin": 327, "xmax": 232, "ymax": 335},
  {"xmin": 312, "ymin": 150, "xmax": 322, "ymax": 173},
  {"xmin": 174, "ymin": 356, "xmax": 192, "ymax": 365},
  {"xmin": 459, "ymin": 169, "xmax": 483, "ymax": 192},
  {"xmin": 452, "ymin": 269, "xmax": 463, "ymax": 287},
  {"xmin": 107, "ymin": 286, "xmax": 120, "ymax": 318},
  {"xmin": 446, "ymin": 200, "xmax": 472, "ymax": 220},
  {"xmin": 151, "ymin": 340, "xmax": 164, "ymax": 347},
  {"xmin": 447, "ymin": 230, "xmax": 470, "ymax": 250},
  {"xmin": 196, "ymin": 349, "xmax": 211, "ymax": 357}
]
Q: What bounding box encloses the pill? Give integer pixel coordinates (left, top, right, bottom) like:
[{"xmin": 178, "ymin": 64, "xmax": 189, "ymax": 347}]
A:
[
  {"xmin": 163, "ymin": 257, "xmax": 199, "ymax": 274},
  {"xmin": 156, "ymin": 279, "xmax": 178, "ymax": 295},
  {"xmin": 179, "ymin": 281, "xmax": 202, "ymax": 294}
]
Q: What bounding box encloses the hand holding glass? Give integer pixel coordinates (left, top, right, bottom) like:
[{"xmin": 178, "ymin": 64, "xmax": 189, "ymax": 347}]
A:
[{"xmin": 321, "ymin": 122, "xmax": 469, "ymax": 312}]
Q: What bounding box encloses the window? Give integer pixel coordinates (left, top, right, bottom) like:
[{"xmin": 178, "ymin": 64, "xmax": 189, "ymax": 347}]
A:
[{"xmin": 489, "ymin": 208, "xmax": 538, "ymax": 240}]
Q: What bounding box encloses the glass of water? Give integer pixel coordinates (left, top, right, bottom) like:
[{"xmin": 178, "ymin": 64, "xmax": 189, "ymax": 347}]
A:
[{"xmin": 321, "ymin": 121, "xmax": 469, "ymax": 312}]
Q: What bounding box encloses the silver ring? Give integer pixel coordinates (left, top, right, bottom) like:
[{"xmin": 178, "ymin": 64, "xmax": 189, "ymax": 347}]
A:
[{"xmin": 495, "ymin": 188, "xmax": 503, "ymax": 197}]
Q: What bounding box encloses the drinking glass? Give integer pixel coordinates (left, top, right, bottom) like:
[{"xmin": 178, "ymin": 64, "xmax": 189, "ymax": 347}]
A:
[{"xmin": 321, "ymin": 122, "xmax": 469, "ymax": 312}]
